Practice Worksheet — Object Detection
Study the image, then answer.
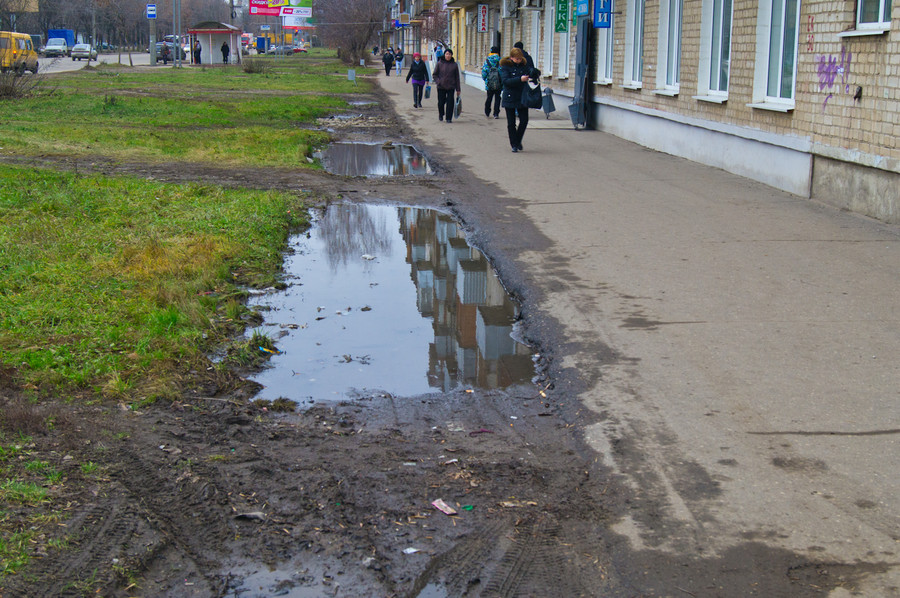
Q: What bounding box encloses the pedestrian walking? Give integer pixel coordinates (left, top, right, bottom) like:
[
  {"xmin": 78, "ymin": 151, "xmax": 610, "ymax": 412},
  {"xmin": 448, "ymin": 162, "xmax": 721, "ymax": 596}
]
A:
[
  {"xmin": 481, "ymin": 46, "xmax": 502, "ymax": 119},
  {"xmin": 221, "ymin": 41, "xmax": 229, "ymax": 64},
  {"xmin": 500, "ymin": 47, "xmax": 538, "ymax": 152},
  {"xmin": 161, "ymin": 43, "xmax": 171, "ymax": 65},
  {"xmin": 434, "ymin": 44, "xmax": 444, "ymax": 63},
  {"xmin": 193, "ymin": 40, "xmax": 201, "ymax": 65},
  {"xmin": 513, "ymin": 41, "xmax": 535, "ymax": 72},
  {"xmin": 395, "ymin": 47, "xmax": 404, "ymax": 75},
  {"xmin": 382, "ymin": 47, "xmax": 394, "ymax": 76},
  {"xmin": 432, "ymin": 48, "xmax": 461, "ymax": 123},
  {"xmin": 405, "ymin": 52, "xmax": 429, "ymax": 108}
]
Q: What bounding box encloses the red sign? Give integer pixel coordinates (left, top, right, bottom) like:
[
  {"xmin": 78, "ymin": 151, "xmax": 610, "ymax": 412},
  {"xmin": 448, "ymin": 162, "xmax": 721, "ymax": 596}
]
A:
[{"xmin": 249, "ymin": 0, "xmax": 281, "ymax": 16}]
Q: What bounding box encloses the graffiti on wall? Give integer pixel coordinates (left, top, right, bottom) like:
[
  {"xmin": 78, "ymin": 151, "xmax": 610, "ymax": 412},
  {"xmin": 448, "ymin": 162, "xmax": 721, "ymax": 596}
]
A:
[{"xmin": 816, "ymin": 46, "xmax": 853, "ymax": 111}]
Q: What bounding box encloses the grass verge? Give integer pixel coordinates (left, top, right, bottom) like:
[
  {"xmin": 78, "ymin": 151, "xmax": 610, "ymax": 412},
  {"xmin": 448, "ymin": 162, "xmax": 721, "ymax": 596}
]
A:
[
  {"xmin": 0, "ymin": 50, "xmax": 376, "ymax": 167},
  {"xmin": 0, "ymin": 165, "xmax": 310, "ymax": 398}
]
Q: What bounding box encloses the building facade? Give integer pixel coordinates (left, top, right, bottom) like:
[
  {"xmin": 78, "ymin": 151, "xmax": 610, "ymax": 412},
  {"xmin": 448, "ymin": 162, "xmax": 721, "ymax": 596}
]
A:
[{"xmin": 439, "ymin": 0, "xmax": 899, "ymax": 223}]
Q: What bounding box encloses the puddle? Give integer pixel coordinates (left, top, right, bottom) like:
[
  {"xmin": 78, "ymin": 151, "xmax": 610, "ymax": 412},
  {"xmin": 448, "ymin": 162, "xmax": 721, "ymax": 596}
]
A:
[
  {"xmin": 316, "ymin": 141, "xmax": 432, "ymax": 176},
  {"xmin": 247, "ymin": 203, "xmax": 534, "ymax": 402},
  {"xmin": 348, "ymin": 99, "xmax": 377, "ymax": 106},
  {"xmin": 224, "ymin": 559, "xmax": 347, "ymax": 597}
]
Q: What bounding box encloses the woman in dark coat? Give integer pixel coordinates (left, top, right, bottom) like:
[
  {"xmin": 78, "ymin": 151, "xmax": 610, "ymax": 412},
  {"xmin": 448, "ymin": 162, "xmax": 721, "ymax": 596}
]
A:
[
  {"xmin": 432, "ymin": 48, "xmax": 461, "ymax": 123},
  {"xmin": 499, "ymin": 47, "xmax": 536, "ymax": 152},
  {"xmin": 382, "ymin": 48, "xmax": 394, "ymax": 76},
  {"xmin": 405, "ymin": 52, "xmax": 430, "ymax": 108}
]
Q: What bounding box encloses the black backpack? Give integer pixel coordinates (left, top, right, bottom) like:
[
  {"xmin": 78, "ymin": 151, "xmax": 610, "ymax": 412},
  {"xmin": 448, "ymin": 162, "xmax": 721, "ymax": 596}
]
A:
[{"xmin": 486, "ymin": 65, "xmax": 501, "ymax": 91}]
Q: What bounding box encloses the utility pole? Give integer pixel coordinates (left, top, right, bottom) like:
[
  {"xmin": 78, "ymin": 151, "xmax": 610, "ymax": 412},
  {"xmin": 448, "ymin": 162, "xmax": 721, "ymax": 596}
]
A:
[{"xmin": 91, "ymin": 0, "xmax": 96, "ymax": 60}]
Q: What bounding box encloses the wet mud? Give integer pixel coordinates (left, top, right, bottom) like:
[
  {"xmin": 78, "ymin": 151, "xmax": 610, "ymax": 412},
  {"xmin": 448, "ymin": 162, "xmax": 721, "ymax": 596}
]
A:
[{"xmin": 0, "ymin": 85, "xmax": 879, "ymax": 597}]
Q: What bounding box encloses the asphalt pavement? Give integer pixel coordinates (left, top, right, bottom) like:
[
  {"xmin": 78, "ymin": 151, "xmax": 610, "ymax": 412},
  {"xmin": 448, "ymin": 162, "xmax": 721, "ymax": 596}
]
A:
[{"xmin": 379, "ymin": 68, "xmax": 900, "ymax": 596}]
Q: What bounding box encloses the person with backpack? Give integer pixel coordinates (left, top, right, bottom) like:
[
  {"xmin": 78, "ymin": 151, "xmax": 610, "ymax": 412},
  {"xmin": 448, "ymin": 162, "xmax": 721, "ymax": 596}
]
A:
[{"xmin": 481, "ymin": 46, "xmax": 502, "ymax": 119}]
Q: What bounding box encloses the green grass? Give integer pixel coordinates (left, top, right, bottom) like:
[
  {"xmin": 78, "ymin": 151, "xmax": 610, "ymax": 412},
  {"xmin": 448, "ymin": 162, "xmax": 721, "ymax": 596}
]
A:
[
  {"xmin": 0, "ymin": 51, "xmax": 375, "ymax": 166},
  {"xmin": 0, "ymin": 165, "xmax": 310, "ymax": 396}
]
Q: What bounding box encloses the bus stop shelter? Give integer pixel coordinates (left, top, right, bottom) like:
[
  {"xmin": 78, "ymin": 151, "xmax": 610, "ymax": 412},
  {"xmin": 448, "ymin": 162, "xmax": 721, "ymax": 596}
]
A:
[{"xmin": 187, "ymin": 21, "xmax": 242, "ymax": 65}]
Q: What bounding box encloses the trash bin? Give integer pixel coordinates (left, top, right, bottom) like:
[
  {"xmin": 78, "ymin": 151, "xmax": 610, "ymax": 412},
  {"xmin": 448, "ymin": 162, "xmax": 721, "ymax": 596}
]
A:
[{"xmin": 542, "ymin": 88, "xmax": 556, "ymax": 119}]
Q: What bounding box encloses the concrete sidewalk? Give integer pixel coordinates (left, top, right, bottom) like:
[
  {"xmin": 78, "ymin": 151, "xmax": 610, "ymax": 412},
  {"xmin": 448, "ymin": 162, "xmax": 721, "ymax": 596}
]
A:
[{"xmin": 378, "ymin": 70, "xmax": 900, "ymax": 595}]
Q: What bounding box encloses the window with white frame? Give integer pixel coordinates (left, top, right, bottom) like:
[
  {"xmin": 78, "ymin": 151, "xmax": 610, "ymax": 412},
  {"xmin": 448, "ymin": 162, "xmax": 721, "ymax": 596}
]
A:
[
  {"xmin": 559, "ymin": 29, "xmax": 570, "ymax": 77},
  {"xmin": 768, "ymin": 0, "xmax": 799, "ymax": 100},
  {"xmin": 624, "ymin": 0, "xmax": 645, "ymax": 86},
  {"xmin": 751, "ymin": 0, "xmax": 800, "ymax": 107},
  {"xmin": 531, "ymin": 12, "xmax": 541, "ymax": 67},
  {"xmin": 858, "ymin": 0, "xmax": 892, "ymax": 28},
  {"xmin": 543, "ymin": 3, "xmax": 555, "ymax": 75},
  {"xmin": 595, "ymin": 15, "xmax": 615, "ymax": 83},
  {"xmin": 657, "ymin": 0, "xmax": 683, "ymax": 90},
  {"xmin": 697, "ymin": 0, "xmax": 732, "ymax": 98}
]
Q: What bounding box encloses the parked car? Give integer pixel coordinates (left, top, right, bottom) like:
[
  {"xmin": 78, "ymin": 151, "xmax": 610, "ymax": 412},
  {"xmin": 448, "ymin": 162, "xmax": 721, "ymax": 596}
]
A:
[
  {"xmin": 43, "ymin": 37, "xmax": 68, "ymax": 58},
  {"xmin": 266, "ymin": 45, "xmax": 296, "ymax": 56},
  {"xmin": 153, "ymin": 41, "xmax": 186, "ymax": 63},
  {"xmin": 70, "ymin": 44, "xmax": 97, "ymax": 61}
]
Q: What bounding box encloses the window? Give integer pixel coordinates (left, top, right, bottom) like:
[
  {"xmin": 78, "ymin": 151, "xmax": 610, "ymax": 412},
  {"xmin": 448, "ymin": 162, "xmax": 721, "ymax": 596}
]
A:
[
  {"xmin": 858, "ymin": 0, "xmax": 892, "ymax": 28},
  {"xmin": 709, "ymin": 0, "xmax": 733, "ymax": 93},
  {"xmin": 657, "ymin": 0, "xmax": 683, "ymax": 91},
  {"xmin": 625, "ymin": 0, "xmax": 645, "ymax": 86},
  {"xmin": 595, "ymin": 15, "xmax": 615, "ymax": 83},
  {"xmin": 543, "ymin": 3, "xmax": 555, "ymax": 75},
  {"xmin": 750, "ymin": 0, "xmax": 800, "ymax": 108},
  {"xmin": 696, "ymin": 0, "xmax": 733, "ymax": 100},
  {"xmin": 531, "ymin": 12, "xmax": 541, "ymax": 67},
  {"xmin": 766, "ymin": 0, "xmax": 799, "ymax": 99},
  {"xmin": 559, "ymin": 30, "xmax": 570, "ymax": 77}
]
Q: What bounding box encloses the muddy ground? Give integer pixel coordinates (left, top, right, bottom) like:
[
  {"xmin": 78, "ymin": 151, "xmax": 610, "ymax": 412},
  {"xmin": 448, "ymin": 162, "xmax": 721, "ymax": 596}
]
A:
[{"xmin": 0, "ymin": 85, "xmax": 862, "ymax": 597}]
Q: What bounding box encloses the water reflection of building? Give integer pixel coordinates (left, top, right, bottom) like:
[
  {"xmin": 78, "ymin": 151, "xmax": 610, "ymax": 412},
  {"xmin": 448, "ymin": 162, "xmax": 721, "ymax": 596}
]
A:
[
  {"xmin": 399, "ymin": 208, "xmax": 533, "ymax": 391},
  {"xmin": 324, "ymin": 143, "xmax": 431, "ymax": 176}
]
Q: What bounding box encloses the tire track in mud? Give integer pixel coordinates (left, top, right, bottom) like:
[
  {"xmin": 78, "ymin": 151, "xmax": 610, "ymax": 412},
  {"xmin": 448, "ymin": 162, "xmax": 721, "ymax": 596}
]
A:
[
  {"xmin": 109, "ymin": 444, "xmax": 234, "ymax": 567},
  {"xmin": 483, "ymin": 516, "xmax": 594, "ymax": 598},
  {"xmin": 15, "ymin": 499, "xmax": 140, "ymax": 597},
  {"xmin": 408, "ymin": 515, "xmax": 606, "ymax": 598},
  {"xmin": 17, "ymin": 439, "xmax": 239, "ymax": 597}
]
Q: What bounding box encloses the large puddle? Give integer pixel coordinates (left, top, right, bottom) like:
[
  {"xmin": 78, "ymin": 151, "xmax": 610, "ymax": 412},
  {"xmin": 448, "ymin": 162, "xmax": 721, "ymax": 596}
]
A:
[
  {"xmin": 316, "ymin": 142, "xmax": 432, "ymax": 176},
  {"xmin": 247, "ymin": 203, "xmax": 534, "ymax": 402}
]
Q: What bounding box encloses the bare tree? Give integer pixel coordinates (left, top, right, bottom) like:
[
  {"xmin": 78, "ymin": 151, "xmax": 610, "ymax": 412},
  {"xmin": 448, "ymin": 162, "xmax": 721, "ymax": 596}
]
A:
[
  {"xmin": 315, "ymin": 0, "xmax": 387, "ymax": 63},
  {"xmin": 420, "ymin": 1, "xmax": 448, "ymax": 48}
]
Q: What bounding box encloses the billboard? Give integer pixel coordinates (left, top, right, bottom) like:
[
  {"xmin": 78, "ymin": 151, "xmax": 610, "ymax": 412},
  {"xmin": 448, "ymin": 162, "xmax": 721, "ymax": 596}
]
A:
[{"xmin": 249, "ymin": 0, "xmax": 281, "ymax": 16}]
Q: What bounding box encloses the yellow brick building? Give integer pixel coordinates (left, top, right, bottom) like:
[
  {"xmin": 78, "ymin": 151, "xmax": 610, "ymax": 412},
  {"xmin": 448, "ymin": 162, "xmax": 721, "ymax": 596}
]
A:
[{"xmin": 442, "ymin": 0, "xmax": 899, "ymax": 223}]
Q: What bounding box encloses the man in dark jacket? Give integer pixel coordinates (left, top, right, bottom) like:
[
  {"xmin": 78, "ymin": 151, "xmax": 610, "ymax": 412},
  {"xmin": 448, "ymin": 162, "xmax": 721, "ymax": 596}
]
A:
[
  {"xmin": 382, "ymin": 48, "xmax": 394, "ymax": 76},
  {"xmin": 221, "ymin": 41, "xmax": 229, "ymax": 65},
  {"xmin": 432, "ymin": 48, "xmax": 461, "ymax": 123},
  {"xmin": 405, "ymin": 52, "xmax": 430, "ymax": 108},
  {"xmin": 499, "ymin": 48, "xmax": 535, "ymax": 152}
]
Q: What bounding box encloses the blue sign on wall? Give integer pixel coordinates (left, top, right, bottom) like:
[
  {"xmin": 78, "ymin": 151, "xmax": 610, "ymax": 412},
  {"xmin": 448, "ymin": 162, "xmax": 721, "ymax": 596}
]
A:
[
  {"xmin": 576, "ymin": 0, "xmax": 590, "ymax": 16},
  {"xmin": 593, "ymin": 0, "xmax": 611, "ymax": 28}
]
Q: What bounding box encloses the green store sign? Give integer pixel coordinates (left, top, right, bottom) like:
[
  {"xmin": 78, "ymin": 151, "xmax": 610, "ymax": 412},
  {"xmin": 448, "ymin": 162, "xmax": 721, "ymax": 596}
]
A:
[{"xmin": 555, "ymin": 0, "xmax": 569, "ymax": 32}]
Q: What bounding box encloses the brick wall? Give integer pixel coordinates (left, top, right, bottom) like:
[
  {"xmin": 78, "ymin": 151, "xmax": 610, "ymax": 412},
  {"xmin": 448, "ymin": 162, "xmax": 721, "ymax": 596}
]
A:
[{"xmin": 452, "ymin": 0, "xmax": 899, "ymax": 172}]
